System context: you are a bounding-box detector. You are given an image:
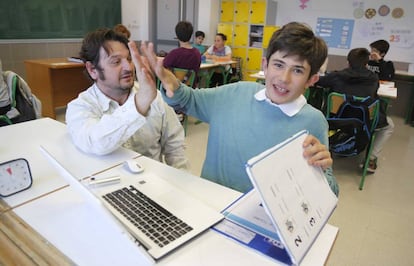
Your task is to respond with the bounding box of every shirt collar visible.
[92,83,135,111]
[254,88,307,117]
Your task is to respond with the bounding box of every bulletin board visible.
[275,0,414,63]
[0,0,121,39]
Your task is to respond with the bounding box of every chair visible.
[326,92,380,190]
[170,68,196,135]
[228,56,243,83]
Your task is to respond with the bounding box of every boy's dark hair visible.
[347,48,370,69]
[195,30,205,38]
[175,21,193,42]
[80,28,129,74]
[265,22,327,78]
[369,39,390,55]
[216,33,227,41]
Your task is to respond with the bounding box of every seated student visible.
[192,30,206,54]
[113,24,131,39]
[129,22,339,196]
[317,47,394,173]
[203,33,232,87]
[367,39,395,81]
[163,21,201,75]
[65,28,188,170]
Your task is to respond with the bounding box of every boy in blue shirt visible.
[192,30,206,54]
[129,22,339,196]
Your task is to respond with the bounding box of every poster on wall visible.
[316,18,354,49]
[276,0,414,63]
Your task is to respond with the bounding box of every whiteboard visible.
[275,0,414,63]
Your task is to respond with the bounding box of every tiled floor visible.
[57,110,414,265]
[183,115,414,266]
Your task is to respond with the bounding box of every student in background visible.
[130,22,339,196]
[204,33,232,87]
[66,28,188,170]
[192,30,206,54]
[113,24,131,39]
[317,47,394,173]
[163,21,201,74]
[367,39,395,81]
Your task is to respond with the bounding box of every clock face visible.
[0,158,33,197]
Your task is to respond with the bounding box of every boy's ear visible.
[261,57,268,74]
[306,74,320,88]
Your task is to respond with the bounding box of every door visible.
[153,0,197,54]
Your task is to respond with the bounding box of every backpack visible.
[0,71,42,126]
[327,95,378,157]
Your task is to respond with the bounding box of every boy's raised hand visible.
[129,41,180,98]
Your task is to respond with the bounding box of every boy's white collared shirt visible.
[255,89,307,117]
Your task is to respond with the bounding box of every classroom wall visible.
[0,40,82,79]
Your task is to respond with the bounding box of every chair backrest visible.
[228,56,243,82]
[171,68,196,88]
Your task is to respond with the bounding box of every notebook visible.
[213,130,338,265]
[40,147,223,261]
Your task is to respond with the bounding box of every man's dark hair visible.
[80,28,129,69]
[347,48,370,69]
[369,39,390,55]
[175,21,193,42]
[265,22,327,78]
[195,30,205,38]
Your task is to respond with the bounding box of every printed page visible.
[245,130,338,265]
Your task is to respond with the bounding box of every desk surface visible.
[24,57,85,69]
[2,118,338,266]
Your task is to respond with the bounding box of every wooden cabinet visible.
[219,0,278,81]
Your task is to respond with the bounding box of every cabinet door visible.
[250,0,266,24]
[233,24,249,47]
[218,23,234,46]
[234,1,249,23]
[232,47,247,59]
[246,48,263,70]
[263,25,279,48]
[220,0,234,22]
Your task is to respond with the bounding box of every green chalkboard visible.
[0,0,121,39]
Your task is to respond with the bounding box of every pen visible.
[89,175,121,185]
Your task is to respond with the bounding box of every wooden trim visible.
[0,199,74,265]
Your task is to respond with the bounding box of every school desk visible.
[0,118,339,265]
[24,58,92,119]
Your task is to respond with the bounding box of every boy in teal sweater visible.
[129,22,339,196]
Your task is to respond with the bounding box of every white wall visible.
[121,0,220,44]
[197,0,220,46]
[121,0,150,41]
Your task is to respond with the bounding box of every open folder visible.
[213,130,338,265]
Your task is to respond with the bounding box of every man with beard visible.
[66,28,188,170]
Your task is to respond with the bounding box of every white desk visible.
[2,118,339,265]
[0,118,68,208]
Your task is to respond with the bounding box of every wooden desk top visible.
[24,58,85,69]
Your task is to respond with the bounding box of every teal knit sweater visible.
[161,81,339,196]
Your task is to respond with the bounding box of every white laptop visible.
[40,147,223,261]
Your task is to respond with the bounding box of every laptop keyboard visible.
[102,185,193,247]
